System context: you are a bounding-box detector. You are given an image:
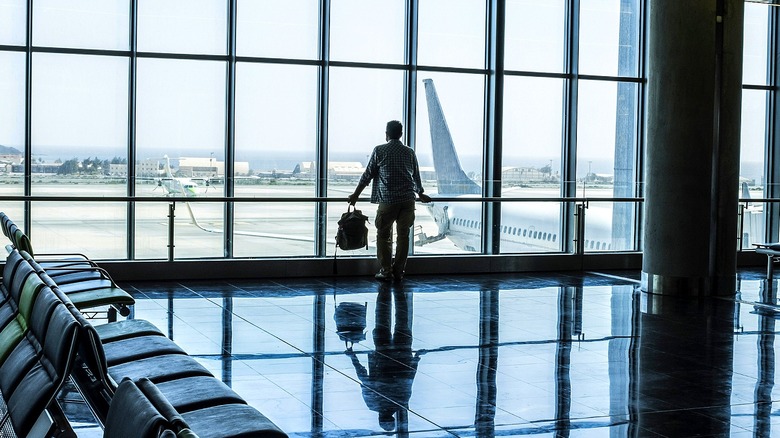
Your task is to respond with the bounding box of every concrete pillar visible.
[642,0,744,296]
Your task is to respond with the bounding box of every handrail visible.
[0,195,646,203]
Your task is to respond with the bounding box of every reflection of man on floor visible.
[346,283,423,432]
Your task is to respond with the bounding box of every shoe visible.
[392,271,404,282]
[375,270,392,281]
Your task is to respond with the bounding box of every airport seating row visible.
[0,247,80,436]
[0,212,134,321]
[0,214,288,437]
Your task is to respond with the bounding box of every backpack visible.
[335,206,369,251]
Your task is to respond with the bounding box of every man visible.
[347,120,431,281]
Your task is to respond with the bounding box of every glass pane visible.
[502,76,563,197]
[174,200,224,259]
[33,0,129,50]
[740,89,767,248]
[330,0,405,64]
[235,63,317,191]
[579,0,640,77]
[417,0,486,69]
[137,0,227,55]
[31,53,128,196]
[31,202,126,259]
[500,76,564,254]
[135,202,169,259]
[236,0,319,60]
[136,58,226,199]
[327,67,404,198]
[505,0,565,73]
[577,80,639,251]
[233,202,316,257]
[415,73,484,254]
[498,200,562,253]
[0,0,26,45]
[327,67,404,256]
[0,51,25,193]
[584,201,635,252]
[743,3,769,86]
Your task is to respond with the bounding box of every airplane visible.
[154,155,201,197]
[417,78,615,253]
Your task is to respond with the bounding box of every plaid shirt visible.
[358,139,424,204]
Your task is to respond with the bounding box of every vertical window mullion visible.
[128,0,138,260]
[484,0,505,255]
[561,0,580,254]
[225,0,237,258]
[315,0,331,257]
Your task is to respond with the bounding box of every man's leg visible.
[392,201,416,279]
[375,203,394,278]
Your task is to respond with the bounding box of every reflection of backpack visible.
[334,301,368,346]
[336,206,369,251]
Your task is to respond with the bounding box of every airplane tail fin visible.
[423,79,481,195]
[163,155,173,178]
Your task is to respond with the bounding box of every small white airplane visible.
[418,78,614,253]
[154,155,201,197]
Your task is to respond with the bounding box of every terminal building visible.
[1,1,779,437]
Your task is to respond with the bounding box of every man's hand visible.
[347,193,359,205]
[418,193,432,203]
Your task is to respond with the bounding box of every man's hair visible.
[386,120,403,140]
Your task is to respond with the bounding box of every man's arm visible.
[411,153,431,203]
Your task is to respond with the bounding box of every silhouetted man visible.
[348,120,431,281]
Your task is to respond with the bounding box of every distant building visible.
[502,167,549,184]
[137,159,162,177]
[295,161,366,180]
[110,164,128,176]
[178,157,249,177]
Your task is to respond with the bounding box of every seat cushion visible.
[155,376,246,413]
[181,404,287,438]
[95,319,163,343]
[108,354,213,384]
[103,335,186,367]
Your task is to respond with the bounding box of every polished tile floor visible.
[63,268,780,437]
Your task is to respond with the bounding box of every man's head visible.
[386,120,403,140]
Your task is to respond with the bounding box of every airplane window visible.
[552,234,557,242]
[512,228,517,235]
[596,242,601,250]
[547,234,552,242]
[533,231,538,239]
[542,232,547,240]
[584,240,589,247]
[522,229,527,237]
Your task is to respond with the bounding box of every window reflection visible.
[236,0,319,60]
[415,73,484,254]
[0,0,26,46]
[31,53,128,196]
[31,202,126,259]
[329,0,405,64]
[740,90,768,247]
[0,51,25,194]
[505,0,565,73]
[579,0,640,77]
[743,3,769,86]
[137,0,227,55]
[417,0,486,69]
[33,0,129,51]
